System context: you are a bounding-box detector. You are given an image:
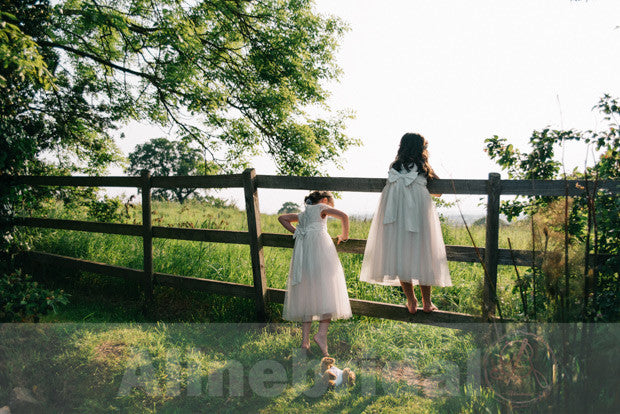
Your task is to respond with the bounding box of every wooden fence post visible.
[483,172,501,320]
[243,168,268,321]
[141,170,154,310]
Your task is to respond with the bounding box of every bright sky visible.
[113,0,620,217]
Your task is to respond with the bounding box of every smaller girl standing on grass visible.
[278,191,352,356]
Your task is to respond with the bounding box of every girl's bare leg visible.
[313,319,331,356]
[399,281,418,314]
[420,285,438,313]
[301,322,312,350]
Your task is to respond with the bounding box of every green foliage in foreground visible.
[0,321,505,413]
[0,269,69,322]
[1,317,617,412]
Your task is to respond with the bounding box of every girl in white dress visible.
[279,191,352,356]
[359,133,451,313]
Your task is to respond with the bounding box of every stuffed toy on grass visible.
[320,357,356,389]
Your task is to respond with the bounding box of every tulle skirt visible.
[359,187,452,287]
[283,230,352,322]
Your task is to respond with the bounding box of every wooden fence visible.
[4,170,618,327]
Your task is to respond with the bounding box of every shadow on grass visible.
[0,323,457,413]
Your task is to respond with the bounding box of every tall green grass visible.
[20,199,537,320]
[18,201,544,318]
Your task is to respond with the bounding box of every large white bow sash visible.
[383,168,424,232]
[290,223,324,286]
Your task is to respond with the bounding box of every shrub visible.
[0,269,69,322]
[86,196,125,223]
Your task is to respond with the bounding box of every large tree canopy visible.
[1,0,123,178]
[5,0,356,177]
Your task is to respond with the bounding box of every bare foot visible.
[423,302,438,313]
[406,297,418,314]
[313,334,329,357]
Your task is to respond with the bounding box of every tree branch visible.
[157,92,224,168]
[38,40,159,83]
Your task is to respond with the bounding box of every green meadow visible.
[25,199,539,320]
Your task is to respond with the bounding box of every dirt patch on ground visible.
[383,363,450,398]
[93,340,127,365]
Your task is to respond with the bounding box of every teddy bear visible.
[320,357,356,389]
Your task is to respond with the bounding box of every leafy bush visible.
[485,95,619,321]
[86,196,125,223]
[0,269,69,322]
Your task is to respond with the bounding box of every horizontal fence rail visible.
[5,174,618,195]
[257,175,492,194]
[18,251,143,282]
[152,227,251,244]
[150,174,245,189]
[9,218,593,268]
[5,171,619,325]
[11,217,143,237]
[16,250,485,328]
[500,179,620,196]
[4,175,143,187]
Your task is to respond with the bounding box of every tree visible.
[1,0,123,178]
[32,0,356,175]
[0,1,81,318]
[1,0,125,226]
[1,0,356,266]
[127,138,213,203]
[484,95,619,321]
[277,201,301,214]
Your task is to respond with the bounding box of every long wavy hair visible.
[390,133,438,180]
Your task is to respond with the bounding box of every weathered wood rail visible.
[4,171,618,326]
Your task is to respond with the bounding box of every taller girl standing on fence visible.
[279,191,352,356]
[360,133,451,313]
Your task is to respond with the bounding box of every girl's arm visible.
[321,208,349,244]
[278,213,299,234]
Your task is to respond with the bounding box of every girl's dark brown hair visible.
[390,132,439,180]
[304,190,334,205]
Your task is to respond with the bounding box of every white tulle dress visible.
[282,203,353,322]
[359,165,452,287]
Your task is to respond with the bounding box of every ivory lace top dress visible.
[359,165,452,286]
[282,203,353,322]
